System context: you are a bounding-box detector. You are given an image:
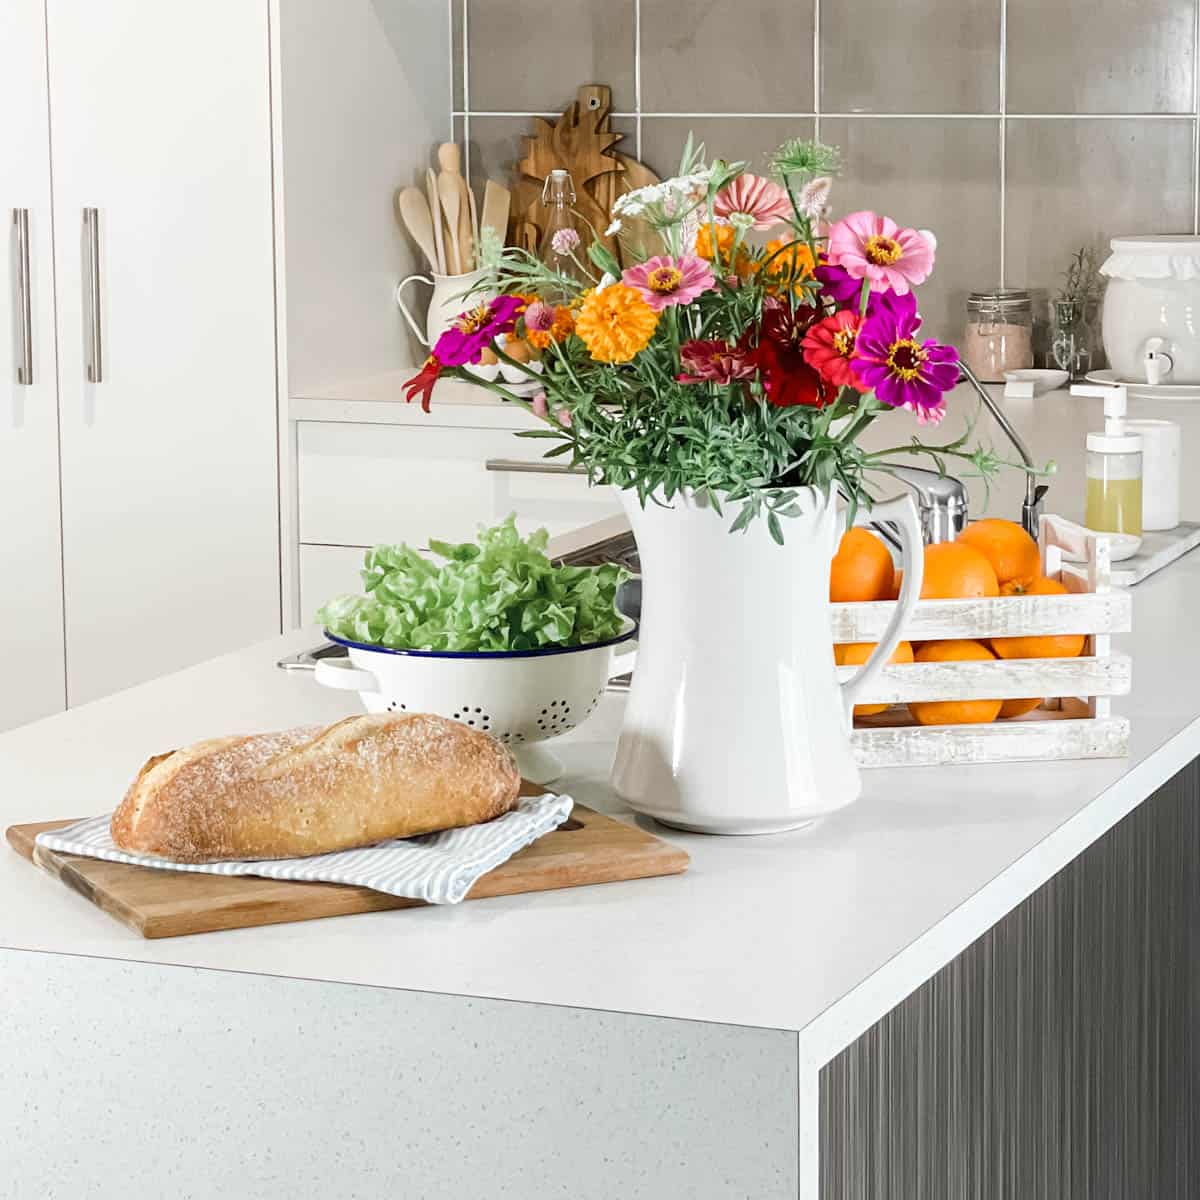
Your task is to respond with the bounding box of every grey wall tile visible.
[466,0,635,112]
[640,0,814,113]
[467,113,637,192]
[452,0,464,110]
[1005,120,1195,302]
[822,0,1001,114]
[640,116,814,181]
[820,118,1002,345]
[1006,0,1197,113]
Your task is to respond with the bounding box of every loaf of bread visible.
[110,713,521,863]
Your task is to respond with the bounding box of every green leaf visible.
[588,241,622,278]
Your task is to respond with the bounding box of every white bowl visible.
[314,625,637,783]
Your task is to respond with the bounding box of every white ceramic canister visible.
[396,268,490,348]
[1124,418,1181,530]
[1100,236,1200,385]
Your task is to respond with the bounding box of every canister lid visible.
[1109,234,1200,255]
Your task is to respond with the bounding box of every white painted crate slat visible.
[835,654,1130,705]
[835,514,1130,768]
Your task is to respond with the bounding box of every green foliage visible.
[316,516,628,651]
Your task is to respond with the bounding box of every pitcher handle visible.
[840,494,924,714]
[395,274,435,347]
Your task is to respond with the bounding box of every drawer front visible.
[298,421,619,547]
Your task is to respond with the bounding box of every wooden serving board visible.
[6,797,688,940]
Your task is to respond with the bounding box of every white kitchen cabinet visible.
[298,419,620,552]
[46,0,281,704]
[299,545,370,622]
[0,0,66,729]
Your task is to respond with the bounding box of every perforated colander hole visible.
[385,701,409,713]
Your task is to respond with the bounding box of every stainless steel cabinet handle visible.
[12,209,32,385]
[485,457,587,476]
[83,207,103,382]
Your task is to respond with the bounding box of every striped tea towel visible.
[35,793,574,905]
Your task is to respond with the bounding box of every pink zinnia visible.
[801,311,867,392]
[826,211,935,296]
[713,173,792,231]
[622,254,715,311]
[677,338,756,385]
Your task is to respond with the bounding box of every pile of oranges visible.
[830,518,1085,726]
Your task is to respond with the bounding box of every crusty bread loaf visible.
[110,713,521,863]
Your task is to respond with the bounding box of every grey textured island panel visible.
[820,759,1200,1199]
[0,950,798,1199]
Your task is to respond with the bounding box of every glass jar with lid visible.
[963,288,1034,382]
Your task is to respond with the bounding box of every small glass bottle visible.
[963,289,1034,382]
[1051,299,1092,380]
[1083,385,1143,541]
[538,169,587,287]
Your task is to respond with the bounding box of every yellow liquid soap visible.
[1086,476,1143,537]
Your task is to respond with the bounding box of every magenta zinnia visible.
[622,254,716,311]
[677,338,756,385]
[827,211,935,295]
[403,354,443,413]
[853,291,958,423]
[432,294,524,366]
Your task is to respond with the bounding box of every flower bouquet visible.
[405,135,1007,542]
[404,135,1025,833]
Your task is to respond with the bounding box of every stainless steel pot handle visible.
[485,458,587,477]
[83,207,103,383]
[13,209,32,385]
[275,643,345,672]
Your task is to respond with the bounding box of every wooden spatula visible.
[481,179,511,245]
[395,186,438,272]
[438,143,474,272]
[437,172,464,274]
[426,168,447,274]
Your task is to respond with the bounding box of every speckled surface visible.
[0,949,799,1198]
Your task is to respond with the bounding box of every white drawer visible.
[298,420,619,547]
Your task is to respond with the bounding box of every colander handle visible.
[840,493,924,715]
[314,658,380,693]
[610,646,637,677]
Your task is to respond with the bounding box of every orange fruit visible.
[999,697,1043,718]
[835,640,914,717]
[830,527,895,603]
[908,639,1002,726]
[889,569,904,600]
[991,577,1085,659]
[920,542,1000,600]
[957,519,1041,590]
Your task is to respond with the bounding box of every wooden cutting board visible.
[6,794,688,940]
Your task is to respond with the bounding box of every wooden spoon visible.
[394,186,438,272]
[438,143,474,272]
[437,173,463,274]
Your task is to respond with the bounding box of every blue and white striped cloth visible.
[35,793,574,905]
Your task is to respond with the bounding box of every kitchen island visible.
[3,392,1199,1199]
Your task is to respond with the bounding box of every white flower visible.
[798,176,832,219]
[605,219,623,237]
[595,272,617,292]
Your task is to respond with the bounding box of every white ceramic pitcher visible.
[396,268,489,348]
[610,486,924,834]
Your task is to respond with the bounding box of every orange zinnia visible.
[526,304,575,350]
[574,283,659,363]
[695,223,753,276]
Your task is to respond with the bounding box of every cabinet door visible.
[47,0,281,704]
[0,0,66,730]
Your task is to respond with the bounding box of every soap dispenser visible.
[1071,383,1143,557]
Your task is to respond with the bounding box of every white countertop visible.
[4,388,1200,1065]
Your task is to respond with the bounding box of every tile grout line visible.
[1194,0,1200,232]
[999,0,1007,288]
[461,0,471,185]
[812,0,821,139]
[634,0,642,161]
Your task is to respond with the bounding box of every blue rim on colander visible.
[323,619,638,661]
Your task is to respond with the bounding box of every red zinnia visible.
[749,299,829,408]
[802,310,867,392]
[677,337,756,385]
[403,354,443,413]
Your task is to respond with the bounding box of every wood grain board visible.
[6,794,689,940]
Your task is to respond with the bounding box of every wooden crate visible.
[831,515,1131,768]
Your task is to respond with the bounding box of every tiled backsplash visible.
[450,0,1200,346]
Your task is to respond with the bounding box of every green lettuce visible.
[316,516,629,652]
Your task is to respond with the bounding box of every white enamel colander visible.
[313,624,637,783]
